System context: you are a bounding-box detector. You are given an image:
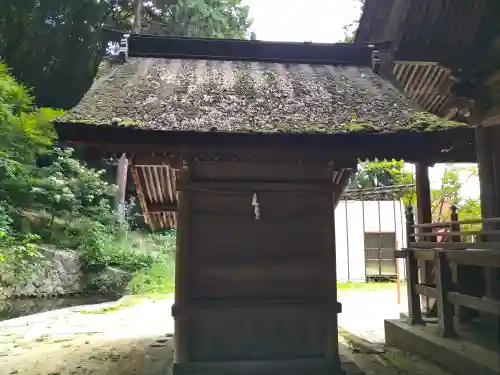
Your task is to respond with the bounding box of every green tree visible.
[350,159,414,189]
[0,62,122,285]
[152,0,252,39]
[0,0,252,109]
[341,0,365,42]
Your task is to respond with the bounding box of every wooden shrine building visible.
[356,1,500,374]
[56,34,476,375]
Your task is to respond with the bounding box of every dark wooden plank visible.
[414,284,437,299]
[178,181,335,192]
[323,191,339,362]
[147,202,177,213]
[412,217,500,228]
[190,190,327,216]
[173,358,336,375]
[189,278,325,300]
[395,250,406,258]
[410,230,500,237]
[132,153,182,168]
[406,249,423,325]
[187,298,337,309]
[126,32,378,65]
[447,292,500,315]
[130,166,153,230]
[191,263,322,281]
[174,162,190,363]
[415,162,434,314]
[189,160,338,181]
[187,308,326,361]
[410,242,500,250]
[434,251,456,337]
[406,248,436,261]
[445,250,500,268]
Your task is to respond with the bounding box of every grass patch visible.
[337,280,406,292]
[125,256,175,296]
[78,296,143,315]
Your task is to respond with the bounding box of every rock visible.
[1,248,130,299]
[24,284,36,296]
[1,287,14,298]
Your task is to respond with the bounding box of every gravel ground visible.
[0,287,451,375]
[338,287,408,343]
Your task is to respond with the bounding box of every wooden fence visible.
[396,206,500,338]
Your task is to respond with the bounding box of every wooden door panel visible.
[188,307,325,361]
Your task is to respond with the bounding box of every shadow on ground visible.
[2,332,174,375]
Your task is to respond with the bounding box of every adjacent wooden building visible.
[356,1,500,373]
[56,34,476,374]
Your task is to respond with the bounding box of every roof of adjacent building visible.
[354,0,499,121]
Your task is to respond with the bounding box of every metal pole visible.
[399,199,406,280]
[344,198,351,282]
[393,199,401,304]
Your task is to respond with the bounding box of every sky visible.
[242,0,480,199]
[244,0,362,43]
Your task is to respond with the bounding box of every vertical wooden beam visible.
[475,125,500,331]
[130,166,153,231]
[324,182,340,366]
[435,251,456,338]
[381,0,413,71]
[405,206,423,325]
[115,153,129,221]
[450,206,474,322]
[415,162,434,314]
[173,160,190,365]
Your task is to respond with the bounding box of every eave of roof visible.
[124,32,389,66]
[355,0,496,66]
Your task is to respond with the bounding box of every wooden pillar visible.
[415,162,434,313]
[173,161,190,367]
[405,206,423,325]
[324,175,340,366]
[115,153,129,221]
[435,250,456,337]
[475,125,500,330]
[450,206,477,322]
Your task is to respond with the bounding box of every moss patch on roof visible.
[60,58,470,134]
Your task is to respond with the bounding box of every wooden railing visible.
[396,206,500,338]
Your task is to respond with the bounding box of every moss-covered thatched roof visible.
[61,57,468,134]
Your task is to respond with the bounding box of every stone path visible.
[0,289,451,375]
[338,288,408,343]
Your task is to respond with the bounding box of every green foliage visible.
[397,113,467,132]
[0,60,168,289]
[349,159,415,201]
[0,202,45,286]
[126,258,175,295]
[0,0,252,109]
[431,165,479,224]
[341,0,366,42]
[124,231,176,295]
[157,0,252,39]
[459,197,482,234]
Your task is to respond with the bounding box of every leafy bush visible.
[0,60,177,293]
[126,231,176,295]
[0,202,45,286]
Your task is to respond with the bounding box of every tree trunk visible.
[115,153,129,222]
[133,0,142,33]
